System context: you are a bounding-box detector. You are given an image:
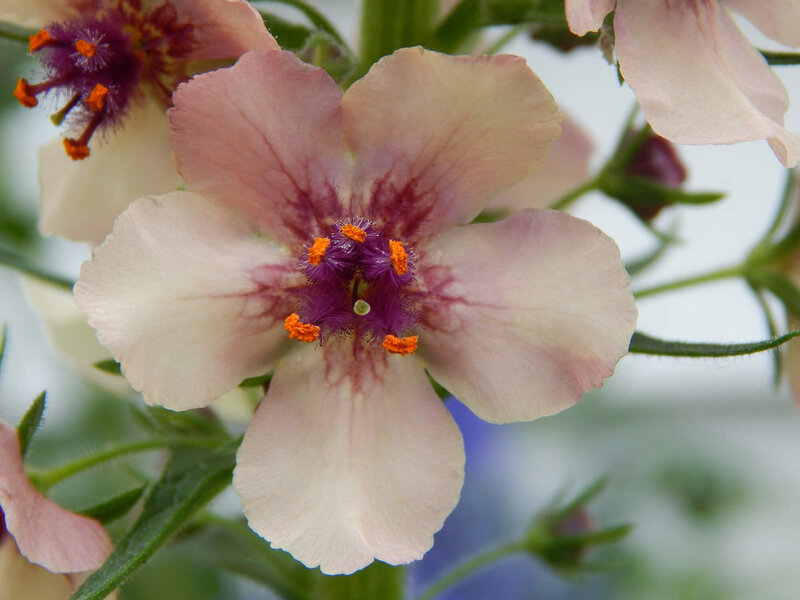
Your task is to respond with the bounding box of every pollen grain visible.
[75,39,97,58]
[63,138,90,160]
[284,313,320,343]
[341,224,366,243]
[388,240,408,275]
[308,237,330,265]
[382,334,418,356]
[85,84,109,112]
[28,30,51,53]
[13,78,37,108]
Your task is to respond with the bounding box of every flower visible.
[565,0,800,166]
[489,115,594,213]
[5,0,278,244]
[0,419,113,599]
[75,47,637,574]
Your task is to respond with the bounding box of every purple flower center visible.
[13,0,195,160]
[285,220,421,355]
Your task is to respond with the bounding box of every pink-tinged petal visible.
[725,0,800,48]
[39,98,178,245]
[75,191,303,410]
[418,210,636,423]
[343,47,562,242]
[169,51,349,248]
[170,0,280,60]
[0,538,73,600]
[490,115,594,212]
[615,0,800,166]
[565,0,616,35]
[233,340,465,575]
[0,0,72,27]
[0,420,111,573]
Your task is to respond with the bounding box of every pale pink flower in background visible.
[75,48,637,574]
[566,0,800,166]
[3,0,278,244]
[489,115,593,212]
[0,420,112,599]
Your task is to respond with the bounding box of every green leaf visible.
[17,391,45,458]
[261,11,315,51]
[629,330,800,358]
[600,174,724,210]
[93,358,122,375]
[761,50,800,66]
[426,371,451,400]
[69,441,238,600]
[176,519,312,600]
[78,484,148,524]
[0,20,36,44]
[0,245,75,290]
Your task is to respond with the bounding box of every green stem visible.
[760,50,800,66]
[0,246,75,290]
[263,0,346,46]
[550,178,598,211]
[485,24,525,55]
[0,21,35,44]
[415,541,527,600]
[633,264,743,299]
[762,169,796,243]
[29,437,220,490]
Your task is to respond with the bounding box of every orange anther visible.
[388,240,408,275]
[284,313,320,343]
[75,39,96,57]
[63,138,90,160]
[85,84,109,111]
[308,237,330,266]
[382,334,418,356]
[341,224,366,243]
[13,78,37,108]
[28,30,51,53]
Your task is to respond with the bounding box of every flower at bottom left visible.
[0,420,113,600]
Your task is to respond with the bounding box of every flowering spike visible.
[341,223,366,243]
[85,84,109,112]
[308,237,330,265]
[13,79,37,108]
[382,334,418,356]
[75,39,97,58]
[284,313,320,343]
[63,139,90,161]
[388,240,408,275]
[28,30,51,53]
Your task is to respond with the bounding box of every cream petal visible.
[0,421,111,574]
[418,210,636,423]
[169,0,280,60]
[0,0,71,27]
[0,538,73,600]
[75,191,302,410]
[233,341,465,575]
[343,47,562,242]
[169,51,350,248]
[490,115,593,212]
[724,0,800,48]
[22,278,132,396]
[565,0,616,35]
[38,98,179,245]
[615,0,800,166]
